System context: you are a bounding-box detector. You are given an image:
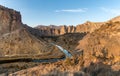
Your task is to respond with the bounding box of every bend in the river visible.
[51,43,72,58]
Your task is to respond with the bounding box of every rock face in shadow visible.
[0,5,64,58]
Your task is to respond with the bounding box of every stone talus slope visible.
[76,21,120,67]
[0,5,63,58]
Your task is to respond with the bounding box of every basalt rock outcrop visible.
[0,5,23,36]
[35,21,104,36]
[0,5,63,58]
[35,25,76,36]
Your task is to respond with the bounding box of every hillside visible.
[0,5,120,76]
[76,21,120,69]
[0,5,64,59]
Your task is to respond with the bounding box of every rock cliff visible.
[0,5,120,75]
[0,5,63,58]
[0,5,23,36]
[35,21,103,36]
[35,25,76,36]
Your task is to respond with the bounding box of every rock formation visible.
[0,5,23,36]
[76,21,104,33]
[35,21,104,36]
[76,21,120,67]
[109,16,120,22]
[35,25,76,36]
[0,5,120,76]
[0,5,63,58]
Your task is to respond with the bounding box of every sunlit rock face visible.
[110,16,120,22]
[0,5,44,56]
[76,21,120,67]
[76,21,104,33]
[0,5,23,36]
[35,25,76,36]
[35,22,104,36]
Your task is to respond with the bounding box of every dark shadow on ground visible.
[40,33,87,56]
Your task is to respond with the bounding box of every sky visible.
[0,0,120,27]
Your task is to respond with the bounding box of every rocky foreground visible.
[0,5,120,76]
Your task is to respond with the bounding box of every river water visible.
[55,45,72,58]
[32,43,72,63]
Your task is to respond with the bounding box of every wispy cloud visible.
[101,7,120,15]
[55,8,87,13]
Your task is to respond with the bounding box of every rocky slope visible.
[1,5,120,76]
[76,21,104,33]
[9,19,120,76]
[0,28,48,56]
[36,16,120,36]
[110,16,120,22]
[76,21,120,68]
[0,5,64,59]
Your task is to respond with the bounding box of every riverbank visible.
[0,44,72,74]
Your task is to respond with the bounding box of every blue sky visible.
[0,0,120,27]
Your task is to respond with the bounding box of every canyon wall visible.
[35,21,104,36]
[0,5,63,58]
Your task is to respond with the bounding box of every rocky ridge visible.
[110,16,120,22]
[35,21,104,36]
[35,16,120,36]
[76,21,120,68]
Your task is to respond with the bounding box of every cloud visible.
[101,7,120,15]
[55,8,87,13]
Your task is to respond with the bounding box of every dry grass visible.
[8,56,120,76]
[0,62,40,74]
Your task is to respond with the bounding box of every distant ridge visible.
[110,16,120,22]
